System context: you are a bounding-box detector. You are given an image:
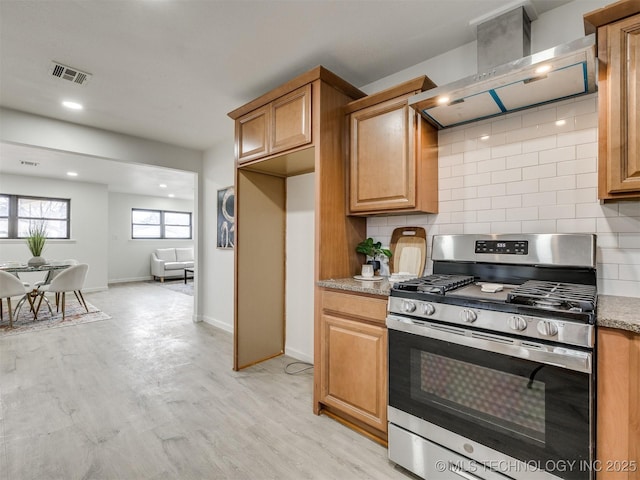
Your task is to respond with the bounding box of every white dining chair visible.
[34,259,79,305]
[35,263,89,320]
[0,270,33,328]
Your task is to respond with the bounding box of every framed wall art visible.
[217,186,235,249]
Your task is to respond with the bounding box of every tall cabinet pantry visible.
[227,66,366,371]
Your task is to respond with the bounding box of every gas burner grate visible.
[507,280,596,312]
[393,274,475,295]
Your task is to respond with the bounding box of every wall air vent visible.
[49,62,92,85]
[20,161,40,167]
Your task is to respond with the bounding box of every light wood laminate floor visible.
[0,281,413,480]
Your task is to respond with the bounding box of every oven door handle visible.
[386,315,592,374]
[448,462,484,480]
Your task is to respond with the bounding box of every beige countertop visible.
[318,278,640,334]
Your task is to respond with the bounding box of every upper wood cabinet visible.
[345,76,439,215]
[234,84,312,164]
[585,1,640,200]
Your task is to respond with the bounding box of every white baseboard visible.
[108,276,152,284]
[284,346,313,364]
[200,315,233,333]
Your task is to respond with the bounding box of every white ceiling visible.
[0,0,572,200]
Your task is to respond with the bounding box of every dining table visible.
[0,262,72,320]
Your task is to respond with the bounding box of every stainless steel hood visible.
[409,13,596,129]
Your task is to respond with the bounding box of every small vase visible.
[28,256,47,267]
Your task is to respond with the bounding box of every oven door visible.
[387,314,594,480]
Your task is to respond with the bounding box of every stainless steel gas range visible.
[386,233,597,480]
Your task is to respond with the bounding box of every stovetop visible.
[391,274,597,323]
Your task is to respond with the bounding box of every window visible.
[132,208,192,239]
[0,194,71,239]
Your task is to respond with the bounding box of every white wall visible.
[200,138,235,331]
[285,173,315,363]
[0,173,108,291]
[108,192,194,283]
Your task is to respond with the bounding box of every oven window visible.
[412,350,545,444]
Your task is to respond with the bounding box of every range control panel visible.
[475,240,528,255]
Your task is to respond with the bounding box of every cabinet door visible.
[320,313,387,432]
[236,105,269,163]
[349,96,416,212]
[599,14,640,199]
[270,84,312,155]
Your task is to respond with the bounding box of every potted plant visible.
[26,222,47,267]
[356,237,392,274]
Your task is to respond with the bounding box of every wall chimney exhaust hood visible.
[409,5,596,129]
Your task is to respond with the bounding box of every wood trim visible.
[344,75,437,114]
[320,407,388,445]
[321,289,388,325]
[416,111,439,213]
[584,0,640,34]
[596,327,640,480]
[228,66,365,120]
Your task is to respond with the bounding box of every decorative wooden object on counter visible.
[345,76,439,215]
[596,327,640,480]
[389,226,427,275]
[228,66,367,370]
[317,288,388,443]
[584,0,640,200]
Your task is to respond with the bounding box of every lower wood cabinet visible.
[596,327,640,480]
[316,288,388,442]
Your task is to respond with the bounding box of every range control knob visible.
[421,303,436,316]
[537,320,558,337]
[460,309,477,323]
[403,301,417,313]
[508,316,527,331]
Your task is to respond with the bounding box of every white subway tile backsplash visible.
[491,143,522,158]
[556,187,597,205]
[492,168,522,184]
[492,195,522,209]
[506,179,539,195]
[439,153,464,167]
[522,191,557,207]
[506,207,538,221]
[576,142,597,159]
[367,97,639,298]
[523,163,557,180]
[619,233,640,248]
[557,158,597,176]
[452,162,478,177]
[539,204,575,220]
[539,146,575,164]
[464,197,492,211]
[539,175,576,192]
[597,216,640,233]
[576,172,598,189]
[451,187,478,200]
[506,152,538,169]
[556,218,596,233]
[490,221,522,233]
[619,201,640,217]
[522,136,557,153]
[557,129,597,147]
[464,222,491,234]
[478,184,506,198]
[464,172,492,187]
[440,176,464,190]
[619,264,640,281]
[521,220,557,233]
[463,148,491,163]
[522,107,557,127]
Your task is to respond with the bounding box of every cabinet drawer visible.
[322,289,387,324]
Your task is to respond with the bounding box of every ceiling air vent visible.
[49,62,92,85]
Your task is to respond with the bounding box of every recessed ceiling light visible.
[437,96,450,105]
[66,171,78,177]
[480,135,490,141]
[168,194,175,198]
[555,119,567,126]
[159,184,167,188]
[62,100,83,110]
